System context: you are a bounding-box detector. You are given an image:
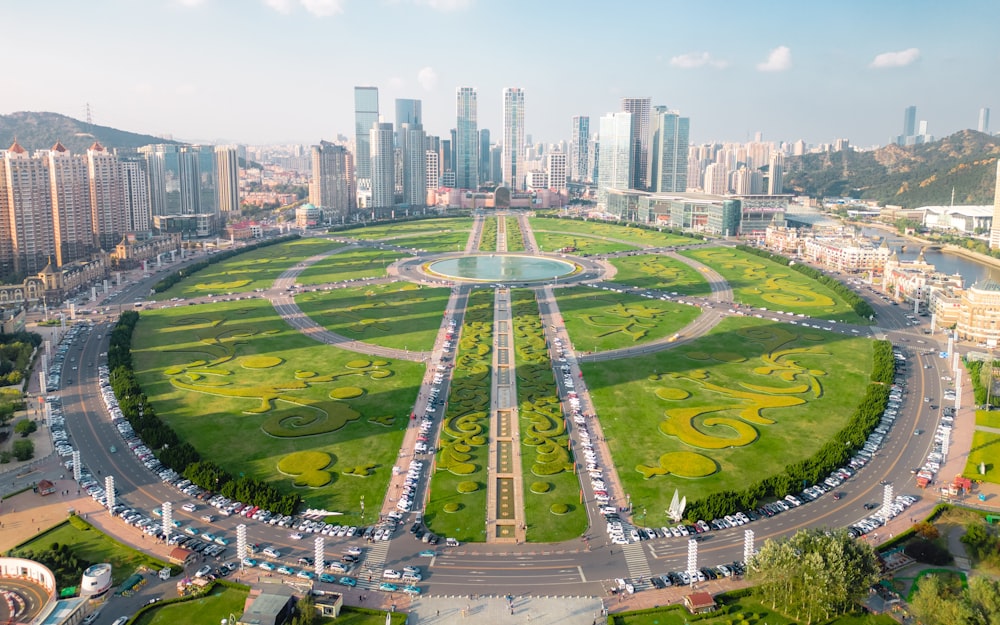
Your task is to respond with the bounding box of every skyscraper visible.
[502,88,526,190]
[479,128,491,184]
[354,86,379,181]
[369,122,395,210]
[214,145,240,215]
[87,142,126,251]
[0,141,54,278]
[119,158,150,233]
[425,149,440,190]
[570,116,590,182]
[46,142,94,266]
[766,152,784,194]
[546,151,567,191]
[903,105,917,138]
[622,97,651,189]
[990,161,1000,249]
[703,162,728,195]
[400,122,427,206]
[395,98,422,134]
[455,87,479,190]
[596,112,633,209]
[649,108,689,193]
[979,107,991,134]
[310,141,352,217]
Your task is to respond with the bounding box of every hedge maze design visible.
[688,248,837,309]
[296,283,431,338]
[277,450,334,487]
[436,290,494,485]
[161,313,397,440]
[577,296,673,342]
[637,325,830,479]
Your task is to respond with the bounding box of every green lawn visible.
[296,247,405,285]
[975,409,1000,430]
[480,216,498,252]
[555,286,701,353]
[511,290,587,542]
[528,216,695,247]
[611,595,897,625]
[294,282,450,352]
[425,289,493,543]
[343,217,472,241]
[504,216,525,252]
[153,238,342,300]
[131,299,423,521]
[12,517,168,586]
[133,584,249,625]
[583,316,873,525]
[532,231,636,255]
[680,247,866,324]
[388,230,474,254]
[608,254,712,296]
[965,430,1000,484]
[319,607,407,625]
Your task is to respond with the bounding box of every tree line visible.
[534,213,707,240]
[151,234,300,294]
[735,245,877,319]
[108,312,301,516]
[0,330,42,387]
[684,340,894,522]
[964,359,1000,407]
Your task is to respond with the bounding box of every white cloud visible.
[869,48,920,69]
[412,0,471,10]
[417,66,438,91]
[262,0,295,13]
[387,76,405,90]
[756,45,792,72]
[300,0,346,16]
[670,51,728,70]
[174,0,208,6]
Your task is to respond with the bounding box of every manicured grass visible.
[583,316,873,526]
[975,409,1000,430]
[532,231,636,255]
[319,607,407,625]
[680,247,866,324]
[152,238,342,300]
[343,217,472,241]
[131,299,423,522]
[555,286,701,353]
[480,216,498,252]
[13,517,168,585]
[425,289,493,543]
[504,216,525,252]
[528,217,695,247]
[511,290,587,542]
[965,430,1000,484]
[294,282,450,351]
[611,595,896,625]
[608,254,712,296]
[296,247,405,285]
[133,584,250,625]
[388,230,473,254]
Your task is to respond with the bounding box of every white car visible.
[290,532,304,540]
[383,569,402,580]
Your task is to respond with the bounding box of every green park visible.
[607,253,713,296]
[296,246,405,285]
[529,215,696,248]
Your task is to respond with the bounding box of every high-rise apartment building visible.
[733,167,764,195]
[596,112,633,209]
[310,141,352,217]
[703,162,729,195]
[546,151,567,191]
[399,123,426,206]
[502,88,526,190]
[903,105,917,138]
[214,145,240,215]
[766,152,784,194]
[979,107,991,134]
[354,86,379,181]
[47,142,95,267]
[455,87,479,190]
[990,161,1000,249]
[479,129,491,184]
[87,142,126,251]
[649,108,689,193]
[0,141,56,278]
[119,158,150,233]
[570,116,590,182]
[369,122,395,209]
[622,97,651,189]
[425,149,440,190]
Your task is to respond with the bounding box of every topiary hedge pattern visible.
[457,481,479,493]
[550,503,569,515]
[277,451,333,488]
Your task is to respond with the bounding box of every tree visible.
[14,419,37,437]
[910,573,1000,625]
[748,528,880,624]
[12,439,34,461]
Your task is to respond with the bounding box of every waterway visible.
[860,228,996,286]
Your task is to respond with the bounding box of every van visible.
[445,537,459,547]
[262,547,281,558]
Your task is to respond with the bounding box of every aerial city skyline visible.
[2,1,998,148]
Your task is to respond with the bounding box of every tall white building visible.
[425,149,440,190]
[455,87,479,190]
[310,141,352,217]
[990,161,1000,249]
[570,116,589,182]
[87,142,126,251]
[546,151,567,191]
[399,123,426,206]
[120,159,150,233]
[502,87,526,190]
[622,97,651,189]
[214,145,241,215]
[649,108,689,193]
[369,122,396,210]
[596,112,633,209]
[47,142,94,266]
[767,152,784,194]
[703,162,728,195]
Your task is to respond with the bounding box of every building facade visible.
[502,87,526,190]
[455,87,479,190]
[354,86,379,182]
[214,145,241,215]
[546,151,567,191]
[369,123,396,210]
[649,108,689,193]
[622,97,651,190]
[570,115,590,183]
[596,112,633,210]
[309,141,352,218]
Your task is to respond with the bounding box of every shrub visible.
[329,387,364,399]
[550,503,569,515]
[241,355,283,369]
[443,502,462,513]
[12,439,34,461]
[457,481,479,493]
[904,538,953,565]
[530,482,550,494]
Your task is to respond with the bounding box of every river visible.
[860,228,996,287]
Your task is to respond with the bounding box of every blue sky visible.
[3,0,998,148]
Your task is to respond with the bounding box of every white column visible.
[881,483,894,516]
[91,286,97,301]
[69,303,76,320]
[686,538,699,586]
[72,450,82,481]
[105,475,116,511]
[314,536,325,578]
[743,529,755,565]
[237,524,247,568]
[38,372,45,394]
[162,501,173,543]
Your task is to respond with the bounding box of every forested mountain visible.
[0,111,179,154]
[783,130,1000,208]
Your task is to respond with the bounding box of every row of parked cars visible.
[49,397,75,459]
[46,322,92,392]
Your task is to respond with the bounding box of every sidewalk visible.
[0,478,104,552]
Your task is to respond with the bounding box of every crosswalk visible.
[621,542,652,590]
[356,541,390,589]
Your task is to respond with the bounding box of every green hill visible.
[784,130,1000,208]
[0,111,179,154]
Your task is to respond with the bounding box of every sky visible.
[3,0,999,149]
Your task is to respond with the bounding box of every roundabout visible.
[423,253,578,283]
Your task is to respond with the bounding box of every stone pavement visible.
[0,475,104,552]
